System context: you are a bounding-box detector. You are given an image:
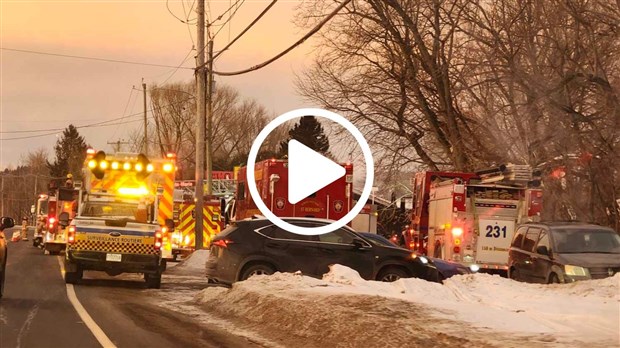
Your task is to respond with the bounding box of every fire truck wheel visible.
[377,267,409,282]
[145,273,162,289]
[240,263,275,281]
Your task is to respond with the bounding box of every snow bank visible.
[195,265,619,347]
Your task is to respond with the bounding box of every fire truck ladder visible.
[211,179,236,197]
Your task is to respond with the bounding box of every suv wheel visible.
[240,263,275,281]
[377,267,408,282]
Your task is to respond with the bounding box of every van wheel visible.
[240,263,275,281]
[548,273,560,284]
[377,267,409,282]
[509,268,521,281]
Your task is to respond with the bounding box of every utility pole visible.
[206,40,214,196]
[194,0,206,250]
[107,139,130,153]
[1,174,4,216]
[143,79,148,156]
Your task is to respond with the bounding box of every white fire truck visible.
[425,165,542,274]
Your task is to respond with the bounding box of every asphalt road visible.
[0,228,261,348]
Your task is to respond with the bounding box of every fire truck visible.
[229,159,353,221]
[34,181,80,254]
[63,150,176,288]
[171,180,227,259]
[408,165,542,274]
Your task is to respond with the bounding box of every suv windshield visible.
[81,201,139,220]
[551,228,620,254]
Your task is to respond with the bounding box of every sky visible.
[0,0,320,169]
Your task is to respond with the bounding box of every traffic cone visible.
[11,231,21,242]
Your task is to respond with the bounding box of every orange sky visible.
[1,0,318,167]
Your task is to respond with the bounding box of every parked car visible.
[0,216,16,298]
[508,221,620,283]
[206,218,441,284]
[358,232,472,280]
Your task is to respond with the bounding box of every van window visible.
[523,228,541,252]
[536,230,550,252]
[511,226,528,248]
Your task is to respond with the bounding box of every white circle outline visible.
[247,108,374,235]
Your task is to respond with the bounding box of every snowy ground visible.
[157,250,620,348]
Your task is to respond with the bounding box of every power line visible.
[212,0,278,61]
[160,47,195,85]
[211,0,246,40]
[212,0,351,76]
[1,47,194,70]
[111,87,137,140]
[0,97,193,140]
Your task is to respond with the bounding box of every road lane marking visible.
[16,304,39,348]
[56,256,117,348]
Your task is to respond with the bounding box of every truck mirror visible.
[58,212,70,227]
[0,217,15,230]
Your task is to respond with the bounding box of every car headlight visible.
[564,264,590,277]
[418,256,429,264]
[469,264,480,273]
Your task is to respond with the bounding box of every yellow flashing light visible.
[111,162,120,170]
[123,162,131,170]
[118,186,149,196]
[99,161,109,170]
[163,163,174,173]
[146,163,154,172]
[135,163,144,172]
[88,160,97,169]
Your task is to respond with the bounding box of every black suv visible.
[508,221,620,283]
[206,218,440,284]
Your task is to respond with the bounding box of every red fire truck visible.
[230,159,353,221]
[407,165,542,274]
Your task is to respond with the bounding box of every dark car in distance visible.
[1,216,16,298]
[358,232,472,280]
[508,222,620,283]
[206,218,441,284]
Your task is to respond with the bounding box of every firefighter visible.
[21,216,29,241]
[65,173,74,188]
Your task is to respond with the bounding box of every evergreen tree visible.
[47,125,89,179]
[278,116,330,157]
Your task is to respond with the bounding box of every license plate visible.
[106,253,122,262]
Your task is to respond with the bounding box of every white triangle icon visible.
[288,140,346,204]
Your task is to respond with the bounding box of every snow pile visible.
[181,249,210,270]
[165,249,210,276]
[195,265,619,348]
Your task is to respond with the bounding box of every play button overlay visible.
[288,140,346,204]
[246,108,374,236]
